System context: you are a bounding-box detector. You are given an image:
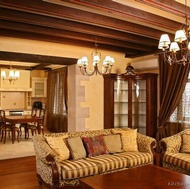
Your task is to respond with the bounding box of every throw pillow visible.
[45,135,70,160]
[180,134,190,153]
[104,134,123,153]
[82,134,108,157]
[112,129,138,152]
[67,136,86,160]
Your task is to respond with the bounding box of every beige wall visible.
[1,36,159,131]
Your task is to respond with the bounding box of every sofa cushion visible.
[164,153,190,170]
[112,129,138,152]
[104,134,123,154]
[45,135,70,161]
[59,159,99,180]
[67,136,86,160]
[86,154,127,173]
[82,135,108,157]
[113,152,153,167]
[180,134,190,153]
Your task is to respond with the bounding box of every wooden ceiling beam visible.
[0,19,159,52]
[0,0,181,59]
[0,0,180,38]
[44,0,182,31]
[0,51,77,66]
[0,7,163,45]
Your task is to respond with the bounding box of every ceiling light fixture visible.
[77,37,115,76]
[158,0,190,65]
[1,64,20,84]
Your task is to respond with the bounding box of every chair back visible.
[39,109,46,125]
[0,110,6,126]
[31,108,46,125]
[31,108,41,117]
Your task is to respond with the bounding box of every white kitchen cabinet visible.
[31,77,47,97]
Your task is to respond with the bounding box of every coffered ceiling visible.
[0,0,189,70]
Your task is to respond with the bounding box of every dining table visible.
[5,115,43,143]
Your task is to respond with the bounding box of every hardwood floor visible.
[0,156,47,189]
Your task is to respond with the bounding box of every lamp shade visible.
[169,42,180,52]
[158,42,169,50]
[159,34,171,49]
[14,70,20,79]
[9,70,14,78]
[93,55,100,66]
[77,59,82,66]
[175,30,187,43]
[103,56,115,65]
[1,70,6,78]
[81,56,88,66]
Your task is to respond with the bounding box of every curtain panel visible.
[156,54,190,141]
[46,67,68,132]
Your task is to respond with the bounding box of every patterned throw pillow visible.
[45,135,70,161]
[180,134,190,153]
[67,136,87,160]
[104,134,123,153]
[112,129,138,152]
[82,134,108,157]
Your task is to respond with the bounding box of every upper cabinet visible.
[31,77,47,97]
[104,73,158,138]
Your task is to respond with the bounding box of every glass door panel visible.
[114,79,128,128]
[132,79,146,134]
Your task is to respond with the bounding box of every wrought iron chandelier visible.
[1,65,20,84]
[158,0,190,65]
[77,38,115,76]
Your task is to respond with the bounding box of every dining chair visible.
[0,110,20,144]
[25,109,46,139]
[19,108,38,138]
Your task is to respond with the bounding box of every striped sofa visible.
[32,128,156,189]
[160,129,190,175]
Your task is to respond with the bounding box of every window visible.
[170,73,190,124]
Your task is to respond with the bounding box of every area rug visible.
[0,137,35,160]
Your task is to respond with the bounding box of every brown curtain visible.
[156,54,190,141]
[46,67,68,132]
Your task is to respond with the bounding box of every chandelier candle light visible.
[158,0,190,65]
[1,66,20,84]
[77,39,115,76]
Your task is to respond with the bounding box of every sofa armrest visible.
[137,133,156,155]
[159,134,182,154]
[159,133,182,167]
[32,135,58,165]
[159,129,190,156]
[46,155,60,188]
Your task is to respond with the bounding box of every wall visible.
[0,69,31,89]
[2,36,156,131]
[67,49,129,131]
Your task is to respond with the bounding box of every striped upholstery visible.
[163,153,190,170]
[86,154,127,173]
[113,152,153,167]
[163,162,190,175]
[59,159,99,180]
